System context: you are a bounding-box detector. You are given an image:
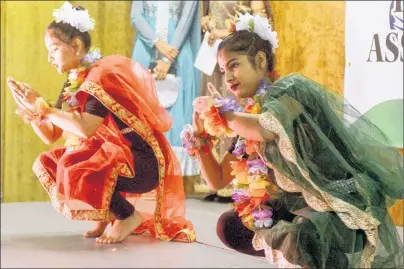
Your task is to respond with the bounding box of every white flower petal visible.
[234,13,279,53]
[53,1,94,32]
[236,13,254,32]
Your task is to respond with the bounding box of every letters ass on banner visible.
[344,0,403,147]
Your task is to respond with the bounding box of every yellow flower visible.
[236,174,249,185]
[248,189,267,197]
[241,216,255,230]
[248,174,267,184]
[251,103,261,114]
[242,214,253,223]
[249,180,270,190]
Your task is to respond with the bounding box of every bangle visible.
[161,56,173,64]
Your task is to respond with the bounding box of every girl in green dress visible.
[182,13,403,268]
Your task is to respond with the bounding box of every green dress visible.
[252,73,403,268]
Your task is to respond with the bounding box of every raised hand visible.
[7,77,41,111]
[207,82,222,99]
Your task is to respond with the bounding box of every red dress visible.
[33,55,195,242]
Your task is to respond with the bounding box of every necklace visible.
[61,47,101,111]
[230,77,278,230]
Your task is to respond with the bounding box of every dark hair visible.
[218,30,275,72]
[47,6,91,51]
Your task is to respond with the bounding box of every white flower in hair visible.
[235,13,278,53]
[236,12,255,32]
[53,1,95,32]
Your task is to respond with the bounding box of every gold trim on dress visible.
[33,157,115,221]
[256,111,380,268]
[33,80,196,242]
[78,80,195,242]
[120,127,135,134]
[252,230,301,268]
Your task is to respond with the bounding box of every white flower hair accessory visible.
[53,1,95,32]
[235,13,278,53]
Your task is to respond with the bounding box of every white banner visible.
[344,0,403,147]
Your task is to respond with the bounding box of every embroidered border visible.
[79,80,195,242]
[33,80,196,242]
[256,111,380,268]
[252,230,301,268]
[32,157,114,221]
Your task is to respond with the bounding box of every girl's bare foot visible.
[96,211,142,244]
[83,212,115,238]
[83,221,110,238]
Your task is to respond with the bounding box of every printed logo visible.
[367,0,403,62]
